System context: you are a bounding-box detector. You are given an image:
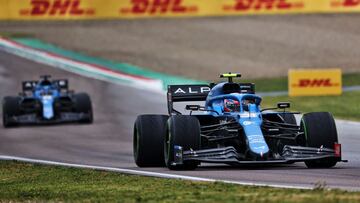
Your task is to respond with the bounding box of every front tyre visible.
[165,115,201,170]
[301,112,339,168]
[2,97,21,128]
[74,93,93,123]
[133,115,169,167]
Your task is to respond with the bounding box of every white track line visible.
[0,155,312,190]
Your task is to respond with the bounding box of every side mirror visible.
[277,102,290,109]
[185,105,201,111]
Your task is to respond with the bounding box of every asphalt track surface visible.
[1,51,360,190]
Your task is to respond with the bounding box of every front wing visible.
[7,112,91,125]
[170,145,345,166]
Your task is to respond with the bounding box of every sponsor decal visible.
[247,134,266,144]
[242,121,254,126]
[120,0,198,15]
[171,86,210,95]
[331,0,360,7]
[240,112,259,118]
[223,0,304,12]
[291,78,339,88]
[288,69,342,96]
[20,0,95,16]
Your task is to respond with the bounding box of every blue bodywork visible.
[32,82,61,120]
[3,75,93,127]
[204,82,269,158]
[164,76,343,168]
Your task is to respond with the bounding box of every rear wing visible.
[167,83,256,115]
[167,85,211,114]
[21,79,69,92]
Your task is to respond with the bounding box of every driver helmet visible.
[224,99,240,112]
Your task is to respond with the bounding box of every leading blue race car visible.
[133,73,346,170]
[2,75,93,127]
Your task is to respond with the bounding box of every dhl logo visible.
[288,69,342,96]
[20,0,95,16]
[331,0,360,7]
[120,0,198,15]
[292,79,340,88]
[223,0,304,11]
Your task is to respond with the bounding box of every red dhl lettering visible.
[120,0,198,15]
[224,0,304,11]
[343,0,360,6]
[20,0,94,16]
[331,0,360,7]
[292,79,339,88]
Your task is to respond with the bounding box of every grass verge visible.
[1,161,360,203]
[262,91,360,121]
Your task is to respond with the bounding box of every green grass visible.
[238,73,360,92]
[1,161,360,203]
[262,91,360,121]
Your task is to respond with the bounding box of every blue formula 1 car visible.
[2,75,93,127]
[134,73,346,170]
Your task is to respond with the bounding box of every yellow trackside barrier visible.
[288,69,342,97]
[1,0,360,20]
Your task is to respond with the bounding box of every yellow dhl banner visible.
[288,69,342,97]
[1,0,360,20]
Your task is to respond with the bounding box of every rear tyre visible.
[74,93,93,123]
[133,115,169,167]
[165,115,201,170]
[2,96,21,128]
[301,112,338,168]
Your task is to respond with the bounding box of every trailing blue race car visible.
[2,75,93,127]
[134,73,346,170]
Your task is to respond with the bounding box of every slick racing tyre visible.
[300,112,338,168]
[2,96,21,128]
[133,115,169,167]
[74,93,93,123]
[165,115,201,170]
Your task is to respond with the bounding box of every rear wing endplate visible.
[22,81,38,91]
[53,79,69,89]
[167,84,211,114]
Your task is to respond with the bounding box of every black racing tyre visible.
[300,112,338,168]
[74,93,93,123]
[133,115,169,167]
[280,113,297,125]
[165,115,201,170]
[2,96,21,128]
